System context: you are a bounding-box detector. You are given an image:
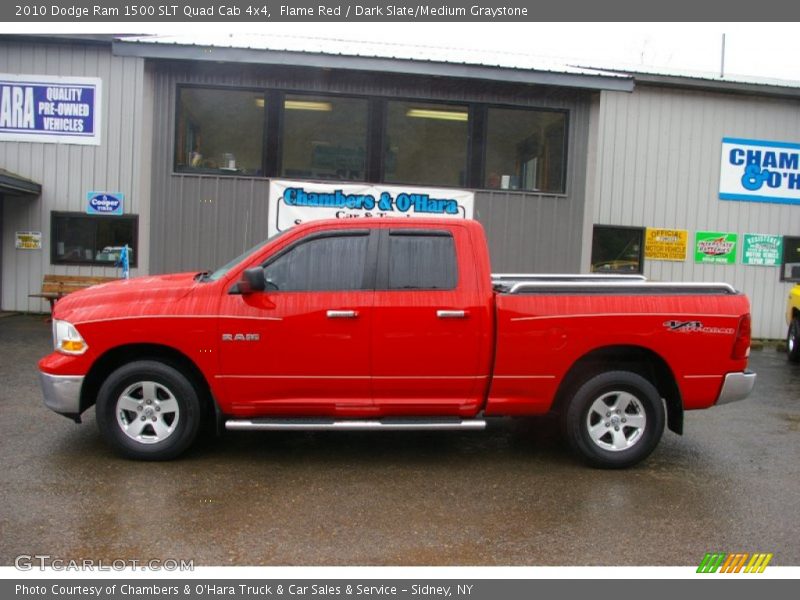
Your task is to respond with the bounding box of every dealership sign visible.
[695,231,738,265]
[719,137,800,205]
[87,191,123,215]
[0,74,101,145]
[267,180,475,237]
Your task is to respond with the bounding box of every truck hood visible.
[52,272,202,323]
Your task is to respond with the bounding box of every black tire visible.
[563,371,665,469]
[788,319,800,363]
[96,360,202,460]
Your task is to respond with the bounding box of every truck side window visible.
[388,233,458,290]
[263,234,369,291]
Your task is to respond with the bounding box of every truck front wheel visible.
[563,371,665,469]
[788,319,800,363]
[96,361,202,460]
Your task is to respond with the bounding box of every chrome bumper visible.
[716,371,757,405]
[39,372,84,416]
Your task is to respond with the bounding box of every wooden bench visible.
[30,274,119,313]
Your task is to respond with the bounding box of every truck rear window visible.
[388,232,458,290]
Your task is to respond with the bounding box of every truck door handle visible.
[437,310,467,319]
[327,310,359,319]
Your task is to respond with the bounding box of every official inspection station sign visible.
[268,180,474,237]
[0,74,101,145]
[719,137,800,205]
[644,228,688,261]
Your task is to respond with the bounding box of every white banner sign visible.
[0,73,102,145]
[267,180,475,237]
[719,137,800,205]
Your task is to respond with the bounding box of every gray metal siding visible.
[592,85,800,338]
[0,39,149,312]
[149,63,592,276]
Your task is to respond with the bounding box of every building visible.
[1,34,799,339]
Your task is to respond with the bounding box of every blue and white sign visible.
[720,137,800,205]
[0,74,102,145]
[268,180,475,237]
[87,191,124,215]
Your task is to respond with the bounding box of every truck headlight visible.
[53,320,88,355]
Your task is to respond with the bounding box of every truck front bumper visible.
[716,371,757,405]
[39,371,84,418]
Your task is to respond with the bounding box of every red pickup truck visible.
[39,218,755,468]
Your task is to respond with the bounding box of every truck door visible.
[371,227,490,416]
[217,229,377,415]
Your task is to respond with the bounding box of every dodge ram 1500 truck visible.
[39,218,756,468]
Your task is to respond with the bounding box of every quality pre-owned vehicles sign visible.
[0,73,101,145]
[268,180,475,236]
[719,137,800,205]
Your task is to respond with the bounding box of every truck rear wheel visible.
[96,361,202,460]
[788,319,800,363]
[563,371,665,469]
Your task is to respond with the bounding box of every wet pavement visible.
[1,314,798,566]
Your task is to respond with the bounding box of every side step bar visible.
[225,417,487,432]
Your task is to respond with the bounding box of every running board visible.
[225,417,487,432]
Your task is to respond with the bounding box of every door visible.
[217,229,377,416]
[371,227,489,416]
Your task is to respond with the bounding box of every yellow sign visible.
[645,228,688,261]
[15,231,41,250]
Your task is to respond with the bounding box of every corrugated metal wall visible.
[148,62,593,276]
[592,84,800,338]
[0,39,150,312]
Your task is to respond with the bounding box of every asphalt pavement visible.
[1,314,798,566]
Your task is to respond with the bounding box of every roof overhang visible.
[0,169,41,198]
[585,67,800,100]
[112,39,634,93]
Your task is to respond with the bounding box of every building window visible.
[383,101,469,187]
[51,212,138,267]
[590,225,644,274]
[782,236,800,282]
[175,87,265,176]
[484,108,567,193]
[280,94,368,181]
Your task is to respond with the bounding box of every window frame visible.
[590,224,645,275]
[380,98,472,189]
[171,84,571,195]
[781,235,800,282]
[258,229,378,292]
[278,90,372,182]
[173,84,268,177]
[481,104,570,195]
[50,211,139,268]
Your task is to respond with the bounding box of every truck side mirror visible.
[238,267,267,294]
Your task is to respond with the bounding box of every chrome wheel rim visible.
[116,381,180,444]
[586,391,646,452]
[790,326,796,353]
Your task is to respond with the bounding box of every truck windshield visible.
[203,231,286,282]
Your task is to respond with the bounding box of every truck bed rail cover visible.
[503,281,738,295]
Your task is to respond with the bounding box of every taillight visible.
[732,313,751,360]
